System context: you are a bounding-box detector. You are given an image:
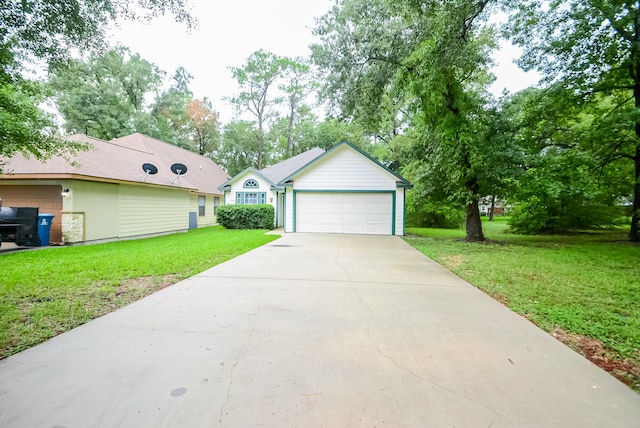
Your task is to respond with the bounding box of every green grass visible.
[0,226,278,358]
[405,217,640,390]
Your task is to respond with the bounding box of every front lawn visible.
[0,226,278,359]
[405,218,640,391]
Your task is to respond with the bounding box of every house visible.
[218,141,412,235]
[0,133,230,244]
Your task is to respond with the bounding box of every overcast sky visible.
[108,0,538,125]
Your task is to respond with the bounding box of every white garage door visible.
[296,192,393,235]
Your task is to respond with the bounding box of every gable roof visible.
[218,147,326,191]
[260,147,325,183]
[0,133,230,194]
[217,167,275,191]
[278,141,412,187]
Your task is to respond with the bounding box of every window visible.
[213,196,220,215]
[198,195,206,216]
[235,192,266,205]
[243,179,259,188]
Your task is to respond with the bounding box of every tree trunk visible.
[286,103,295,159]
[257,116,264,170]
[489,195,495,221]
[466,198,484,242]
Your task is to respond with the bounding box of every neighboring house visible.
[0,133,230,244]
[479,196,509,216]
[219,141,412,236]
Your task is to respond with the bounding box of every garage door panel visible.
[296,193,392,235]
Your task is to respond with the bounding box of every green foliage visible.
[49,46,165,140]
[0,226,277,358]
[228,50,285,169]
[0,44,86,173]
[507,149,621,234]
[151,66,194,148]
[503,0,640,241]
[0,0,193,171]
[217,120,259,176]
[216,204,275,230]
[501,87,631,234]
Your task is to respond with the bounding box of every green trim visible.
[236,191,267,205]
[217,167,276,191]
[402,188,407,236]
[243,178,259,189]
[275,192,279,227]
[292,189,397,235]
[278,141,411,187]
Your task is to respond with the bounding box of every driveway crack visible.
[218,296,261,427]
[335,245,515,427]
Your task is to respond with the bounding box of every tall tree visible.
[217,120,260,176]
[228,50,284,169]
[187,97,220,157]
[0,43,85,171]
[151,66,193,148]
[0,0,194,171]
[504,0,640,240]
[312,0,496,241]
[279,57,317,159]
[49,47,164,140]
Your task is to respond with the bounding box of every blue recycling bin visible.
[37,214,55,246]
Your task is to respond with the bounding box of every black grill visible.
[0,206,41,247]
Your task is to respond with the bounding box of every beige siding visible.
[119,185,189,237]
[294,146,396,191]
[196,194,218,227]
[66,181,120,242]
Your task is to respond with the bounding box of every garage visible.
[0,185,63,243]
[295,192,394,235]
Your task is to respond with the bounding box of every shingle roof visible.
[0,133,230,194]
[259,147,325,183]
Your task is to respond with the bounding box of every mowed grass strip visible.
[404,218,640,391]
[0,226,279,359]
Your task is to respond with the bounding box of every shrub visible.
[216,204,274,230]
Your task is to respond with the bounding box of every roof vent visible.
[142,163,158,182]
[170,163,188,183]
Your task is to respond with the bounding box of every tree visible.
[1,0,194,66]
[279,57,317,159]
[217,120,260,176]
[0,0,193,172]
[312,0,496,241]
[151,66,193,148]
[0,44,85,171]
[187,97,220,157]
[49,46,164,140]
[504,0,640,240]
[228,50,285,169]
[500,86,630,233]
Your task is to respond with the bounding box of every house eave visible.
[0,173,201,192]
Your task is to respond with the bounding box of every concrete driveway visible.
[0,233,639,427]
